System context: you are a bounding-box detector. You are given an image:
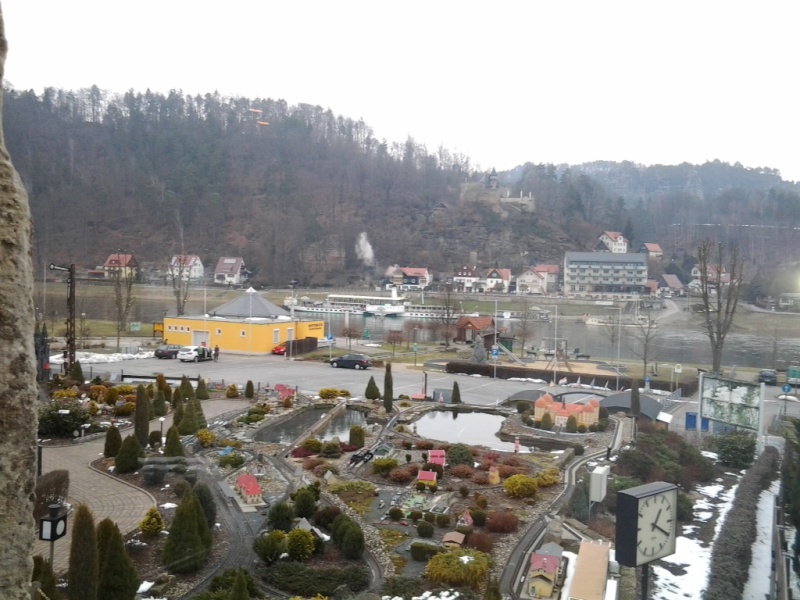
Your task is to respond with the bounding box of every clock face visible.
[636,490,676,565]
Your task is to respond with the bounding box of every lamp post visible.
[80,312,86,349]
[159,416,165,443]
[605,306,623,390]
[245,287,256,356]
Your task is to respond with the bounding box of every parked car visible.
[178,345,214,362]
[154,344,182,359]
[758,369,778,385]
[329,353,372,369]
[271,344,287,355]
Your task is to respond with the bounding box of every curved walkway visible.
[34,398,251,574]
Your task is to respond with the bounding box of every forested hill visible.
[5,86,800,287]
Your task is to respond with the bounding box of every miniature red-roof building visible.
[534,394,600,428]
[429,449,446,467]
[418,470,438,486]
[235,474,262,504]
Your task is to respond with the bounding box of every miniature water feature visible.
[254,407,367,445]
[412,410,517,452]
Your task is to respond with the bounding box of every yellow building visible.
[163,290,326,355]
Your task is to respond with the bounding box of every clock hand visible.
[653,523,670,536]
[650,508,663,531]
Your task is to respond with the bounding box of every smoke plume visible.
[355,232,375,267]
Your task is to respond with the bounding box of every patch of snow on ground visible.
[743,479,781,599]
[651,476,739,600]
[50,350,154,364]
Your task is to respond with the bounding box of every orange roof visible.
[104,253,136,268]
[236,474,260,496]
[533,264,559,275]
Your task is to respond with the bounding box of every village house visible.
[442,532,466,549]
[485,268,512,293]
[691,263,730,285]
[102,253,139,280]
[660,273,684,296]
[169,254,205,281]
[235,474,262,504]
[214,257,247,286]
[417,470,438,487]
[516,264,559,295]
[528,542,564,598]
[598,231,629,253]
[428,449,446,467]
[639,242,663,260]
[384,265,432,290]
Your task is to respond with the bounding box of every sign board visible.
[589,465,610,502]
[783,384,792,394]
[699,374,762,432]
[129,322,141,332]
[674,364,683,374]
[788,366,800,384]
[413,343,418,353]
[153,322,164,334]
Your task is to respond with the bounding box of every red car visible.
[271,344,287,355]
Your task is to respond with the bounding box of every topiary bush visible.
[225,384,240,398]
[485,512,518,533]
[219,454,245,469]
[388,507,404,521]
[416,520,434,538]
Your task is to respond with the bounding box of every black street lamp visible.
[39,503,68,565]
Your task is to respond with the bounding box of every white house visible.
[169,254,204,281]
[598,231,628,253]
[485,268,512,293]
[453,265,482,293]
[214,257,246,286]
[516,264,559,295]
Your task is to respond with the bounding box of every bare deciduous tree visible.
[169,211,192,316]
[513,306,537,358]
[627,305,663,379]
[697,239,744,374]
[436,285,459,348]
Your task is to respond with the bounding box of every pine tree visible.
[630,380,641,417]
[229,568,250,600]
[180,375,195,401]
[162,492,206,574]
[153,390,167,417]
[349,425,365,448]
[365,375,381,401]
[192,493,213,559]
[97,519,139,600]
[71,360,85,384]
[451,380,462,404]
[195,378,210,400]
[103,425,122,458]
[96,517,115,571]
[293,488,317,519]
[245,380,254,399]
[68,503,98,600]
[173,396,185,428]
[383,362,393,413]
[164,426,185,457]
[193,482,217,529]
[134,384,150,447]
[116,435,142,474]
[147,397,155,420]
[484,576,502,600]
[164,385,174,407]
[139,506,166,538]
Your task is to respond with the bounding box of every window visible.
[240,330,246,338]
[216,328,222,336]
[273,329,281,344]
[179,326,184,332]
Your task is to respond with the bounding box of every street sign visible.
[413,343,418,353]
[492,348,499,359]
[326,333,334,341]
[782,384,792,394]
[674,364,683,374]
[788,366,800,384]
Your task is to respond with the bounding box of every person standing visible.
[213,345,219,361]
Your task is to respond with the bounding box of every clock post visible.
[39,503,68,565]
[615,481,678,600]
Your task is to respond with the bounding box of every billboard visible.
[699,374,762,432]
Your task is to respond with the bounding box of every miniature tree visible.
[134,384,150,448]
[115,435,142,474]
[195,378,210,400]
[103,425,122,458]
[245,380,254,399]
[383,362,393,413]
[164,426,185,457]
[451,380,462,404]
[153,390,167,417]
[365,376,381,401]
[67,504,98,600]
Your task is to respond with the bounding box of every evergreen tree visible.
[191,396,208,430]
[180,375,195,401]
[229,568,250,600]
[71,360,85,384]
[33,555,62,600]
[97,519,139,600]
[245,380,254,399]
[192,493,213,559]
[268,502,295,532]
[365,375,381,401]
[147,396,155,420]
[349,425,366,448]
[139,506,166,538]
[155,373,168,394]
[541,411,553,431]
[341,525,365,559]
[173,396,185,428]
[383,362,393,413]
[134,384,150,448]
[293,488,317,519]
[164,385,174,407]
[153,390,167,417]
[103,425,122,458]
[96,517,115,571]
[193,482,217,529]
[162,492,206,574]
[164,426,185,457]
[178,396,199,435]
[484,576,502,600]
[116,435,142,474]
[68,503,98,600]
[195,378,210,400]
[451,380,462,404]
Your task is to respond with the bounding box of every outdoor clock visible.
[615,481,678,567]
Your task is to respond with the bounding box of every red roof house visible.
[418,470,438,486]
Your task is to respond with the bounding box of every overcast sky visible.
[4,1,799,182]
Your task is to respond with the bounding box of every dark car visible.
[758,369,778,385]
[154,344,181,359]
[329,353,372,370]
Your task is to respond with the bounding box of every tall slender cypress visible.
[164,426,185,457]
[97,520,139,600]
[383,362,393,413]
[134,384,149,447]
[68,504,99,600]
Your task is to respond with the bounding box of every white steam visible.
[355,232,375,267]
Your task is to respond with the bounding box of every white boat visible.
[288,289,406,317]
[584,314,656,328]
[401,304,480,320]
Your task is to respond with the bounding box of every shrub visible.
[349,425,366,448]
[195,379,210,400]
[173,480,192,499]
[89,385,108,401]
[196,429,216,448]
[577,424,587,433]
[408,510,422,522]
[287,529,315,561]
[572,443,585,456]
[536,467,561,488]
[115,435,142,474]
[142,463,167,485]
[516,401,531,413]
[245,380,254,399]
[319,387,350,399]
[415,440,434,450]
[268,502,295,532]
[566,415,577,433]
[372,458,398,476]
[416,520,434,538]
[469,509,486,527]
[139,506,165,538]
[262,563,369,597]
[388,507,404,521]
[415,481,426,492]
[475,495,488,509]
[455,525,473,538]
[145,430,160,449]
[291,448,315,459]
[425,549,491,590]
[466,531,494,552]
[424,512,435,523]
[472,472,488,485]
[225,384,240,398]
[283,396,293,409]
[498,464,524,478]
[103,425,122,458]
[410,542,443,561]
[435,514,450,528]
[219,454,245,469]
[312,463,338,478]
[504,474,539,499]
[389,467,415,484]
[302,457,326,471]
[319,441,341,459]
[302,438,322,453]
[447,443,473,467]
[485,512,518,533]
[521,415,533,426]
[459,485,470,498]
[313,505,342,528]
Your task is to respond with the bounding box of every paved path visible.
[35,398,251,574]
